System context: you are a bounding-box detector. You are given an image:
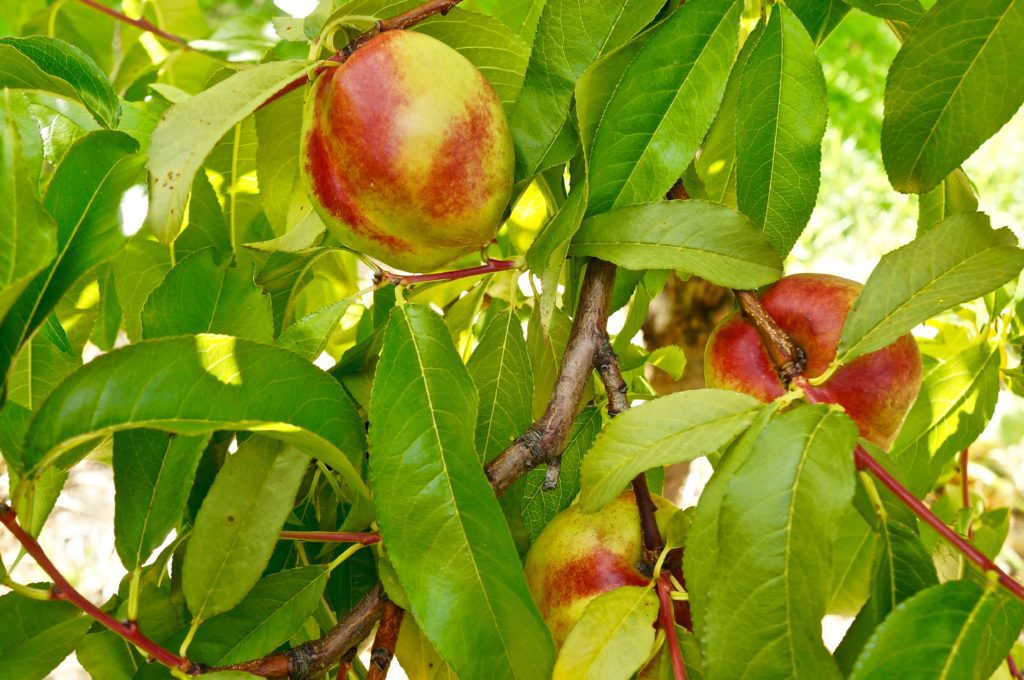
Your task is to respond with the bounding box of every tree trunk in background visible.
[643,275,733,499]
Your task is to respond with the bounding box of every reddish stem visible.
[630,474,664,575]
[657,572,687,680]
[849,441,1024,602]
[1009,654,1022,680]
[280,530,381,545]
[75,0,190,48]
[381,258,519,286]
[0,504,196,673]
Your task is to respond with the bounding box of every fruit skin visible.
[705,273,922,449]
[300,30,514,272]
[524,491,669,648]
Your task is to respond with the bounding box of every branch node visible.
[542,457,562,490]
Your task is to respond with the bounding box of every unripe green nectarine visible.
[705,273,922,449]
[524,491,671,648]
[300,30,514,272]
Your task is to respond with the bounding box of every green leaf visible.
[918,168,978,234]
[787,0,851,45]
[552,586,659,680]
[468,310,534,463]
[112,237,172,343]
[21,334,371,522]
[184,437,309,620]
[827,510,878,617]
[850,580,1024,679]
[570,201,783,289]
[395,615,460,680]
[76,631,137,680]
[92,263,122,351]
[141,249,274,342]
[891,341,1000,496]
[369,305,554,680]
[579,389,763,512]
[0,91,56,324]
[8,332,81,410]
[113,429,211,570]
[845,0,925,23]
[735,7,828,256]
[415,8,530,114]
[460,0,546,42]
[0,36,120,127]
[146,59,310,243]
[586,0,740,214]
[685,402,782,639]
[695,25,758,207]
[189,565,329,665]
[276,296,352,361]
[835,511,937,673]
[526,183,587,331]
[0,592,92,680]
[521,407,602,541]
[0,130,141,394]
[881,0,1024,193]
[254,88,304,235]
[703,405,858,680]
[510,0,664,177]
[837,212,1024,363]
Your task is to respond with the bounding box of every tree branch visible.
[212,584,387,678]
[366,602,404,680]
[0,504,198,674]
[342,0,464,55]
[486,259,618,494]
[735,288,1024,604]
[76,0,191,48]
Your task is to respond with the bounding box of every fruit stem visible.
[0,503,199,674]
[366,602,404,680]
[280,530,382,544]
[657,572,688,680]
[378,257,520,286]
[733,289,806,386]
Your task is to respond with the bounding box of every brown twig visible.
[213,584,387,678]
[594,334,664,571]
[366,602,405,680]
[734,290,805,386]
[734,289,1024,604]
[76,0,191,48]
[380,258,519,287]
[279,531,381,545]
[0,504,198,674]
[657,572,688,680]
[486,259,618,494]
[343,0,464,55]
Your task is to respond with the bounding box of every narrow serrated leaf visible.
[735,7,827,256]
[570,201,783,290]
[553,586,659,680]
[0,592,91,680]
[184,437,309,620]
[369,305,554,680]
[579,389,762,512]
[146,59,311,242]
[586,0,740,213]
[113,429,211,570]
[22,334,371,525]
[850,580,1024,679]
[704,405,858,680]
[837,212,1024,363]
[881,0,1024,193]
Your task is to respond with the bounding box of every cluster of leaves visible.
[1,0,1024,679]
